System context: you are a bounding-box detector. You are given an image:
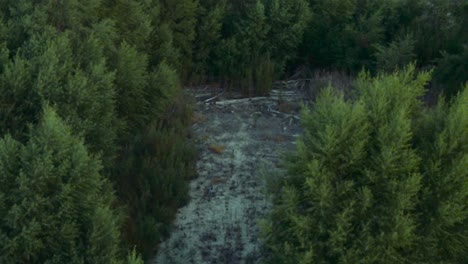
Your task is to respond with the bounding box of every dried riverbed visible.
[153,88,304,264]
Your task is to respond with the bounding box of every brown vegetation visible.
[208,144,225,154]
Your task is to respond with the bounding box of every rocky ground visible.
[152,86,305,264]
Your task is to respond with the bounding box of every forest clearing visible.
[154,85,303,263]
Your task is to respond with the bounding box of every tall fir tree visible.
[414,84,468,263]
[0,32,118,167]
[191,0,226,83]
[108,0,152,51]
[0,0,196,259]
[157,0,199,78]
[262,66,467,263]
[265,0,310,71]
[0,107,122,263]
[114,41,150,140]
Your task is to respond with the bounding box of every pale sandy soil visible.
[152,88,303,264]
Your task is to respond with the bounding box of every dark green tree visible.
[191,0,226,83]
[265,0,310,71]
[410,0,463,65]
[114,41,150,139]
[298,0,357,68]
[262,66,467,263]
[435,46,468,98]
[374,33,416,72]
[414,83,468,263]
[157,0,199,78]
[0,0,197,260]
[108,0,152,51]
[0,33,118,167]
[0,53,37,139]
[0,107,122,263]
[211,0,309,94]
[115,61,197,257]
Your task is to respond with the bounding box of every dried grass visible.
[210,176,227,184]
[192,112,207,124]
[208,144,225,154]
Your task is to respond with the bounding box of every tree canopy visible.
[261,67,467,263]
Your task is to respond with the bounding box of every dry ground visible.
[152,87,304,264]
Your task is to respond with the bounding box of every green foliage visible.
[0,53,38,138]
[266,0,310,69]
[410,0,465,65]
[215,0,268,92]
[414,84,468,263]
[262,66,467,263]
[299,0,387,70]
[375,33,416,72]
[116,95,196,257]
[0,33,118,167]
[0,107,121,263]
[295,0,467,96]
[191,0,226,82]
[211,0,309,94]
[0,0,196,259]
[158,0,199,78]
[149,62,182,117]
[109,0,152,50]
[114,42,150,138]
[435,45,468,98]
[149,22,181,70]
[127,248,144,264]
[299,0,354,67]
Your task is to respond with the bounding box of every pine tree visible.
[0,0,120,166]
[114,41,150,139]
[0,107,122,263]
[435,46,468,98]
[375,33,416,72]
[414,84,468,263]
[265,0,310,70]
[299,0,357,67]
[0,54,37,140]
[191,0,226,82]
[109,0,152,51]
[0,0,196,260]
[262,66,467,263]
[158,0,199,78]
[148,62,182,118]
[0,33,119,167]
[114,60,196,257]
[210,0,310,93]
[39,0,102,32]
[214,0,270,93]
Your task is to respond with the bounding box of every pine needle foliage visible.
[0,107,121,263]
[0,0,195,259]
[261,66,467,263]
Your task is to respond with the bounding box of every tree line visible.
[0,0,466,262]
[193,0,467,97]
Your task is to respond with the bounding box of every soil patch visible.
[152,87,304,264]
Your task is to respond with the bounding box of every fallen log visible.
[203,93,223,103]
[215,97,269,106]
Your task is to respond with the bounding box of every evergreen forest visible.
[0,0,466,263]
